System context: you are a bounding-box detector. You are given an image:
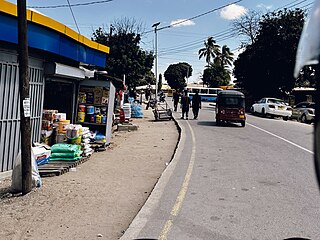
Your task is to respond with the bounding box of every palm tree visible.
[198,37,221,66]
[215,45,234,68]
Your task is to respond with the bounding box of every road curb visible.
[120,115,183,240]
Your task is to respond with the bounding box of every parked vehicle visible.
[290,101,315,123]
[250,97,292,120]
[216,90,246,127]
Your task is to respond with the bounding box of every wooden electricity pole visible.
[17,0,32,194]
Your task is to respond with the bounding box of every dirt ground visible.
[0,107,179,240]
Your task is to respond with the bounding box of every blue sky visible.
[6,0,315,83]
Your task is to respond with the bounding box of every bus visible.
[185,87,223,102]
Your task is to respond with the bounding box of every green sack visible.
[49,156,82,161]
[51,144,81,153]
[50,150,82,158]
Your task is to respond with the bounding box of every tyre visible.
[241,121,245,127]
[283,116,288,121]
[250,106,254,114]
[216,119,221,126]
[261,108,266,117]
[301,114,307,123]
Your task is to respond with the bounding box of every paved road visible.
[122,101,320,240]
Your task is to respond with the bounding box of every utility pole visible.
[17,0,32,194]
[152,22,160,99]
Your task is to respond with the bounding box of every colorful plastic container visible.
[78,112,85,122]
[87,106,94,114]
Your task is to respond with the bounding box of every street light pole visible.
[152,22,160,99]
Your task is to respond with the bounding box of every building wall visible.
[0,49,45,172]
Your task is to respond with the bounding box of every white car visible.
[251,97,292,120]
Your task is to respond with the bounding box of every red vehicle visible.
[215,90,246,127]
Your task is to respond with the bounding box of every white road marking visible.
[159,120,196,240]
[247,123,314,155]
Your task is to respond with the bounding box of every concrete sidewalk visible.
[0,106,179,240]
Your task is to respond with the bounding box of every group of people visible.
[173,90,201,120]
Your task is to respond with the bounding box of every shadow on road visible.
[197,121,244,128]
[197,121,216,126]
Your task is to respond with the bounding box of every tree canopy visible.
[233,9,305,100]
[198,37,221,66]
[202,62,231,87]
[232,10,262,46]
[92,19,154,89]
[164,62,192,90]
[198,38,234,88]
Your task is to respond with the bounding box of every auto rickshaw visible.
[215,90,246,127]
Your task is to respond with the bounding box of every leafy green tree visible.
[215,45,234,68]
[164,62,192,90]
[92,23,154,89]
[202,62,231,87]
[233,9,305,100]
[198,37,221,66]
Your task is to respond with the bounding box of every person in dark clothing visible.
[172,91,180,111]
[191,92,202,119]
[180,90,191,119]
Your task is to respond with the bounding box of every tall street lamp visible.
[152,22,160,99]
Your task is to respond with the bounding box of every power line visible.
[276,0,310,10]
[276,0,306,10]
[28,0,113,9]
[145,0,243,34]
[159,0,313,56]
[159,29,235,54]
[66,0,81,34]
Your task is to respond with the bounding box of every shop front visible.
[0,2,111,174]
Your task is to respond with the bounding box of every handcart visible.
[153,101,173,121]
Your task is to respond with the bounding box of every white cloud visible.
[220,4,248,20]
[257,3,273,10]
[170,19,195,27]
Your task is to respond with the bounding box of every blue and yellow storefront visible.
[0,1,111,173]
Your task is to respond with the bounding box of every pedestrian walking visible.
[180,90,191,119]
[173,90,180,111]
[191,92,201,119]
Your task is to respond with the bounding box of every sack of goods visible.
[11,150,42,193]
[81,127,93,156]
[131,102,144,118]
[49,144,83,161]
